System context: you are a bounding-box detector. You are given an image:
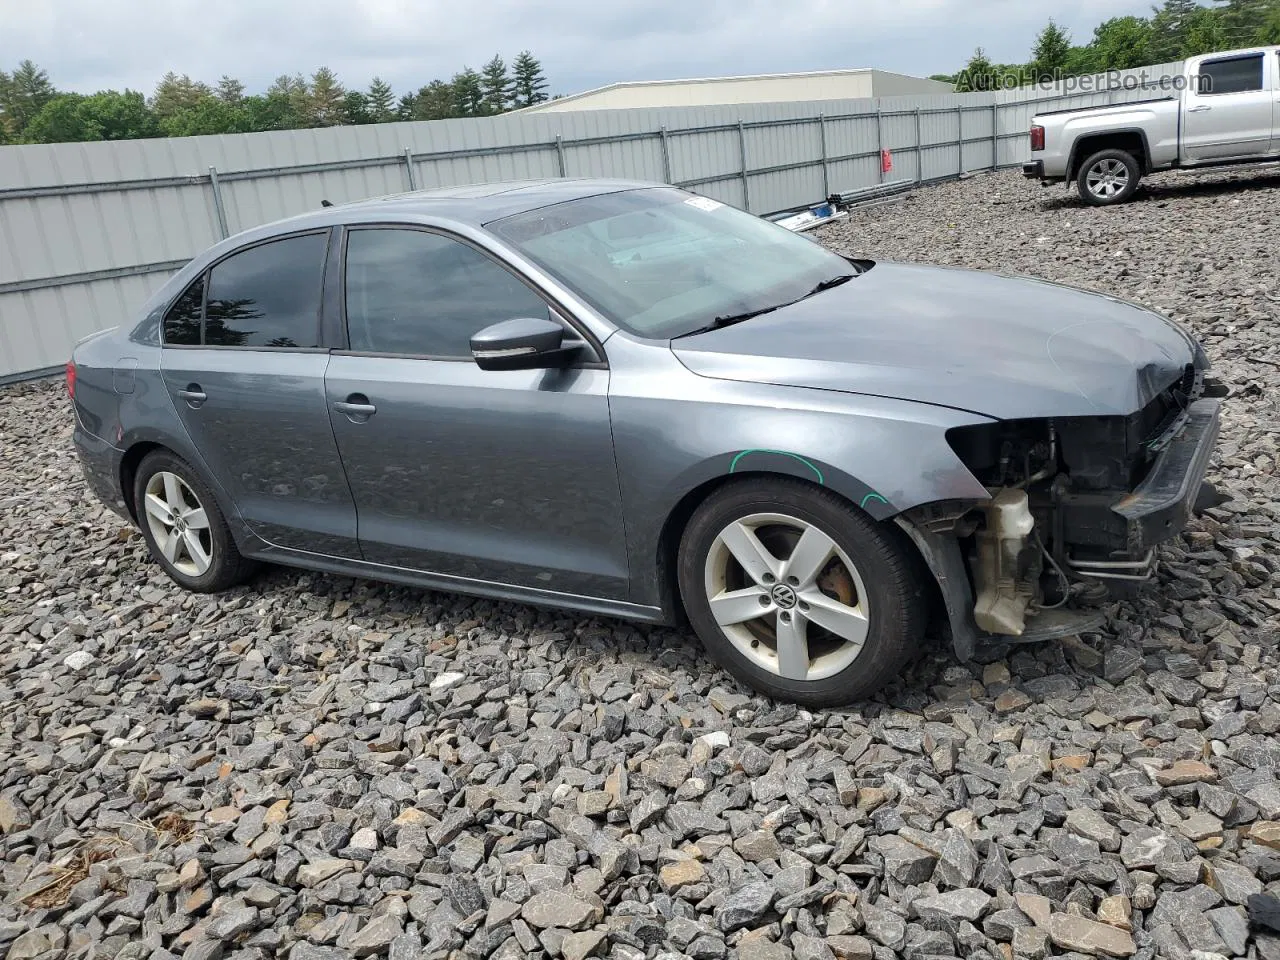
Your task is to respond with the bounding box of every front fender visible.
[606,340,994,608]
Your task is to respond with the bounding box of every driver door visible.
[324,226,630,600]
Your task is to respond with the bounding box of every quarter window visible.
[163,275,203,346]
[1197,54,1264,95]
[204,234,327,348]
[344,228,551,357]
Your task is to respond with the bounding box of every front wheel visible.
[133,450,257,593]
[1077,149,1141,206]
[677,479,928,707]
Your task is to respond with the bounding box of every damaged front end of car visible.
[898,365,1226,659]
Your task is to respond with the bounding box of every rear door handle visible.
[1188,105,1212,113]
[334,394,377,420]
[176,385,207,406]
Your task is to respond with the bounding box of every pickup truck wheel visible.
[677,479,927,707]
[1077,149,1140,206]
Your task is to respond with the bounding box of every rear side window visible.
[163,275,203,345]
[344,228,550,357]
[1197,54,1264,95]
[204,233,328,348]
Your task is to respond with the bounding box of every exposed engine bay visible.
[901,365,1226,652]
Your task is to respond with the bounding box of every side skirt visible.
[240,537,672,626]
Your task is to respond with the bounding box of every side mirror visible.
[470,317,581,371]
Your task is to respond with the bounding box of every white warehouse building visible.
[520,68,955,113]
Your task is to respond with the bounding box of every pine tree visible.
[1030,21,1073,81]
[396,92,418,120]
[151,72,214,119]
[343,90,370,125]
[366,77,395,122]
[955,48,999,92]
[306,68,346,126]
[1185,6,1232,52]
[480,55,512,114]
[451,68,485,117]
[414,81,457,120]
[1213,0,1280,44]
[511,51,549,107]
[3,60,56,135]
[215,75,245,105]
[1150,0,1202,60]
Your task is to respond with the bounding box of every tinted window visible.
[1198,55,1263,95]
[163,275,203,345]
[345,229,550,357]
[204,234,327,348]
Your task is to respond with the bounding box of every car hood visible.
[671,262,1198,420]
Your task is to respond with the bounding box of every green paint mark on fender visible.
[729,449,825,485]
[860,492,890,509]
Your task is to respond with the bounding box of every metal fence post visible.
[991,102,999,170]
[659,126,672,183]
[555,135,567,177]
[957,106,965,175]
[737,120,751,211]
[208,166,229,239]
[875,106,884,183]
[818,114,830,200]
[403,148,418,191]
[915,107,923,183]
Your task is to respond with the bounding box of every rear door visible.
[1182,51,1273,162]
[159,229,361,558]
[324,225,629,600]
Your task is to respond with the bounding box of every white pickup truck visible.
[1024,46,1280,205]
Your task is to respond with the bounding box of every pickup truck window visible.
[1197,54,1264,95]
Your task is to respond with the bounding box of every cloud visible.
[0,0,1153,99]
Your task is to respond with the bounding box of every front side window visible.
[163,275,203,345]
[204,233,327,348]
[344,228,551,357]
[1197,54,1264,95]
[487,188,855,339]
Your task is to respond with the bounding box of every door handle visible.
[177,385,207,406]
[334,394,377,420]
[1188,105,1212,113]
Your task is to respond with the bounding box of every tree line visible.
[935,0,1280,91]
[0,53,550,145]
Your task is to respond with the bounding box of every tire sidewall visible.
[677,481,925,706]
[133,451,238,592]
[1077,149,1140,206]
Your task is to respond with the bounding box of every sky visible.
[0,0,1160,99]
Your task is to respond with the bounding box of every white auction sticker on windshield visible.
[684,196,723,212]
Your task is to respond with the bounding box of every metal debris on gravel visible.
[2,167,1279,960]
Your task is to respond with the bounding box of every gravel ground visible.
[3,167,1280,960]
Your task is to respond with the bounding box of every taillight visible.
[1030,125,1045,152]
[65,360,77,399]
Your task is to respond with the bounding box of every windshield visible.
[487,187,855,338]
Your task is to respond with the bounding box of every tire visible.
[677,478,928,707]
[1076,149,1141,206]
[132,450,257,593]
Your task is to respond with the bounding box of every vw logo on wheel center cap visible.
[771,583,798,609]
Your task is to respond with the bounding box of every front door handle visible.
[1187,105,1212,113]
[334,394,377,421]
[177,385,207,407]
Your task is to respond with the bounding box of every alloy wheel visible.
[142,471,214,577]
[1086,158,1130,200]
[702,512,870,682]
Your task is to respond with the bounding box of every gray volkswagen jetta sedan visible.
[70,178,1222,706]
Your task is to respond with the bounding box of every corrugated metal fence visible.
[0,61,1182,381]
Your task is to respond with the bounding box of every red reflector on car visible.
[65,360,77,399]
[1030,125,1045,152]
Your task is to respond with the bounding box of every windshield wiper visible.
[802,273,858,297]
[674,274,860,338]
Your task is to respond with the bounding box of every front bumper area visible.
[1112,398,1221,553]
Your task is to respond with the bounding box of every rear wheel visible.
[1077,149,1141,206]
[677,479,927,707]
[133,450,257,592]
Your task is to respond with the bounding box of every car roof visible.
[258,177,663,236]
